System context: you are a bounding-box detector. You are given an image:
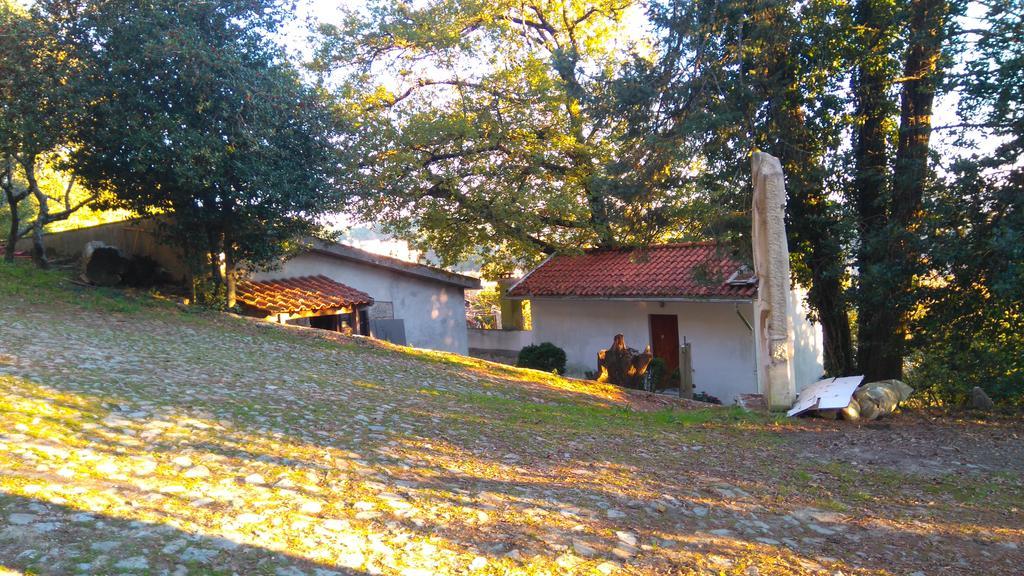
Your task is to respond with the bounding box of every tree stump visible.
[596,334,654,389]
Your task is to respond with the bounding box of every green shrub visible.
[517,342,567,374]
[644,357,667,391]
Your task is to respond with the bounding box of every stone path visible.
[0,277,1021,575]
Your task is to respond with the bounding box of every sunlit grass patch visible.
[442,389,772,434]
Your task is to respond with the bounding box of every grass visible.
[450,389,771,432]
[4,259,1022,575]
[0,260,158,315]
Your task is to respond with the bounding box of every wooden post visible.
[679,340,693,399]
[351,306,362,335]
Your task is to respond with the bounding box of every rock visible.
[736,394,768,412]
[300,501,323,515]
[81,242,126,286]
[615,531,638,547]
[605,508,626,519]
[91,541,121,552]
[171,455,193,468]
[244,473,265,485]
[596,561,621,574]
[32,522,60,532]
[8,513,37,525]
[469,556,487,570]
[183,465,211,479]
[970,387,994,411]
[853,380,914,420]
[611,544,637,559]
[180,547,218,562]
[572,539,597,557]
[114,556,149,570]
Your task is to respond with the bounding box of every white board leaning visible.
[786,375,865,417]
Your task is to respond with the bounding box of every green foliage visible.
[902,0,1024,407]
[0,1,100,261]
[618,0,858,375]
[516,342,567,374]
[317,0,709,273]
[63,0,341,304]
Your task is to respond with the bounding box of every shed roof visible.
[303,238,481,290]
[507,242,757,301]
[236,275,374,315]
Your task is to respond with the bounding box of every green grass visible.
[445,388,773,433]
[0,260,157,314]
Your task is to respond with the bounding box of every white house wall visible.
[787,285,825,392]
[252,253,470,354]
[530,299,758,404]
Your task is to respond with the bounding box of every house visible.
[19,219,481,354]
[249,239,480,354]
[506,242,824,405]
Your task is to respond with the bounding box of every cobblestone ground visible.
[0,266,1022,575]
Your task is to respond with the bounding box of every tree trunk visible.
[223,242,237,309]
[855,0,949,382]
[765,39,857,377]
[3,156,25,263]
[851,0,899,381]
[20,157,50,268]
[811,269,856,375]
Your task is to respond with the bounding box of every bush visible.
[644,357,668,392]
[517,342,567,374]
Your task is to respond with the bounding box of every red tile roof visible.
[236,275,373,314]
[508,243,757,300]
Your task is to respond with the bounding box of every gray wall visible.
[253,252,470,354]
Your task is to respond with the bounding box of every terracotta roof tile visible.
[508,243,757,300]
[236,275,373,314]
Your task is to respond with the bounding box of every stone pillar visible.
[751,151,796,409]
[497,278,525,330]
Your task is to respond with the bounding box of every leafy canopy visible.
[318,0,712,276]
[64,0,341,300]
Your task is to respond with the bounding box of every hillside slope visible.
[0,263,1021,576]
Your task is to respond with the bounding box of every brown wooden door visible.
[649,314,680,375]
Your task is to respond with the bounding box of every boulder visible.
[81,241,127,286]
[969,386,994,411]
[839,397,861,420]
[852,379,914,420]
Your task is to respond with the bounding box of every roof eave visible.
[505,294,756,303]
[303,239,481,290]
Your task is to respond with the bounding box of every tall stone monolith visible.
[751,151,796,409]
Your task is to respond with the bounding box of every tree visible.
[0,0,96,266]
[621,0,857,375]
[849,0,954,381]
[317,0,705,274]
[64,0,341,306]
[909,0,1024,404]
